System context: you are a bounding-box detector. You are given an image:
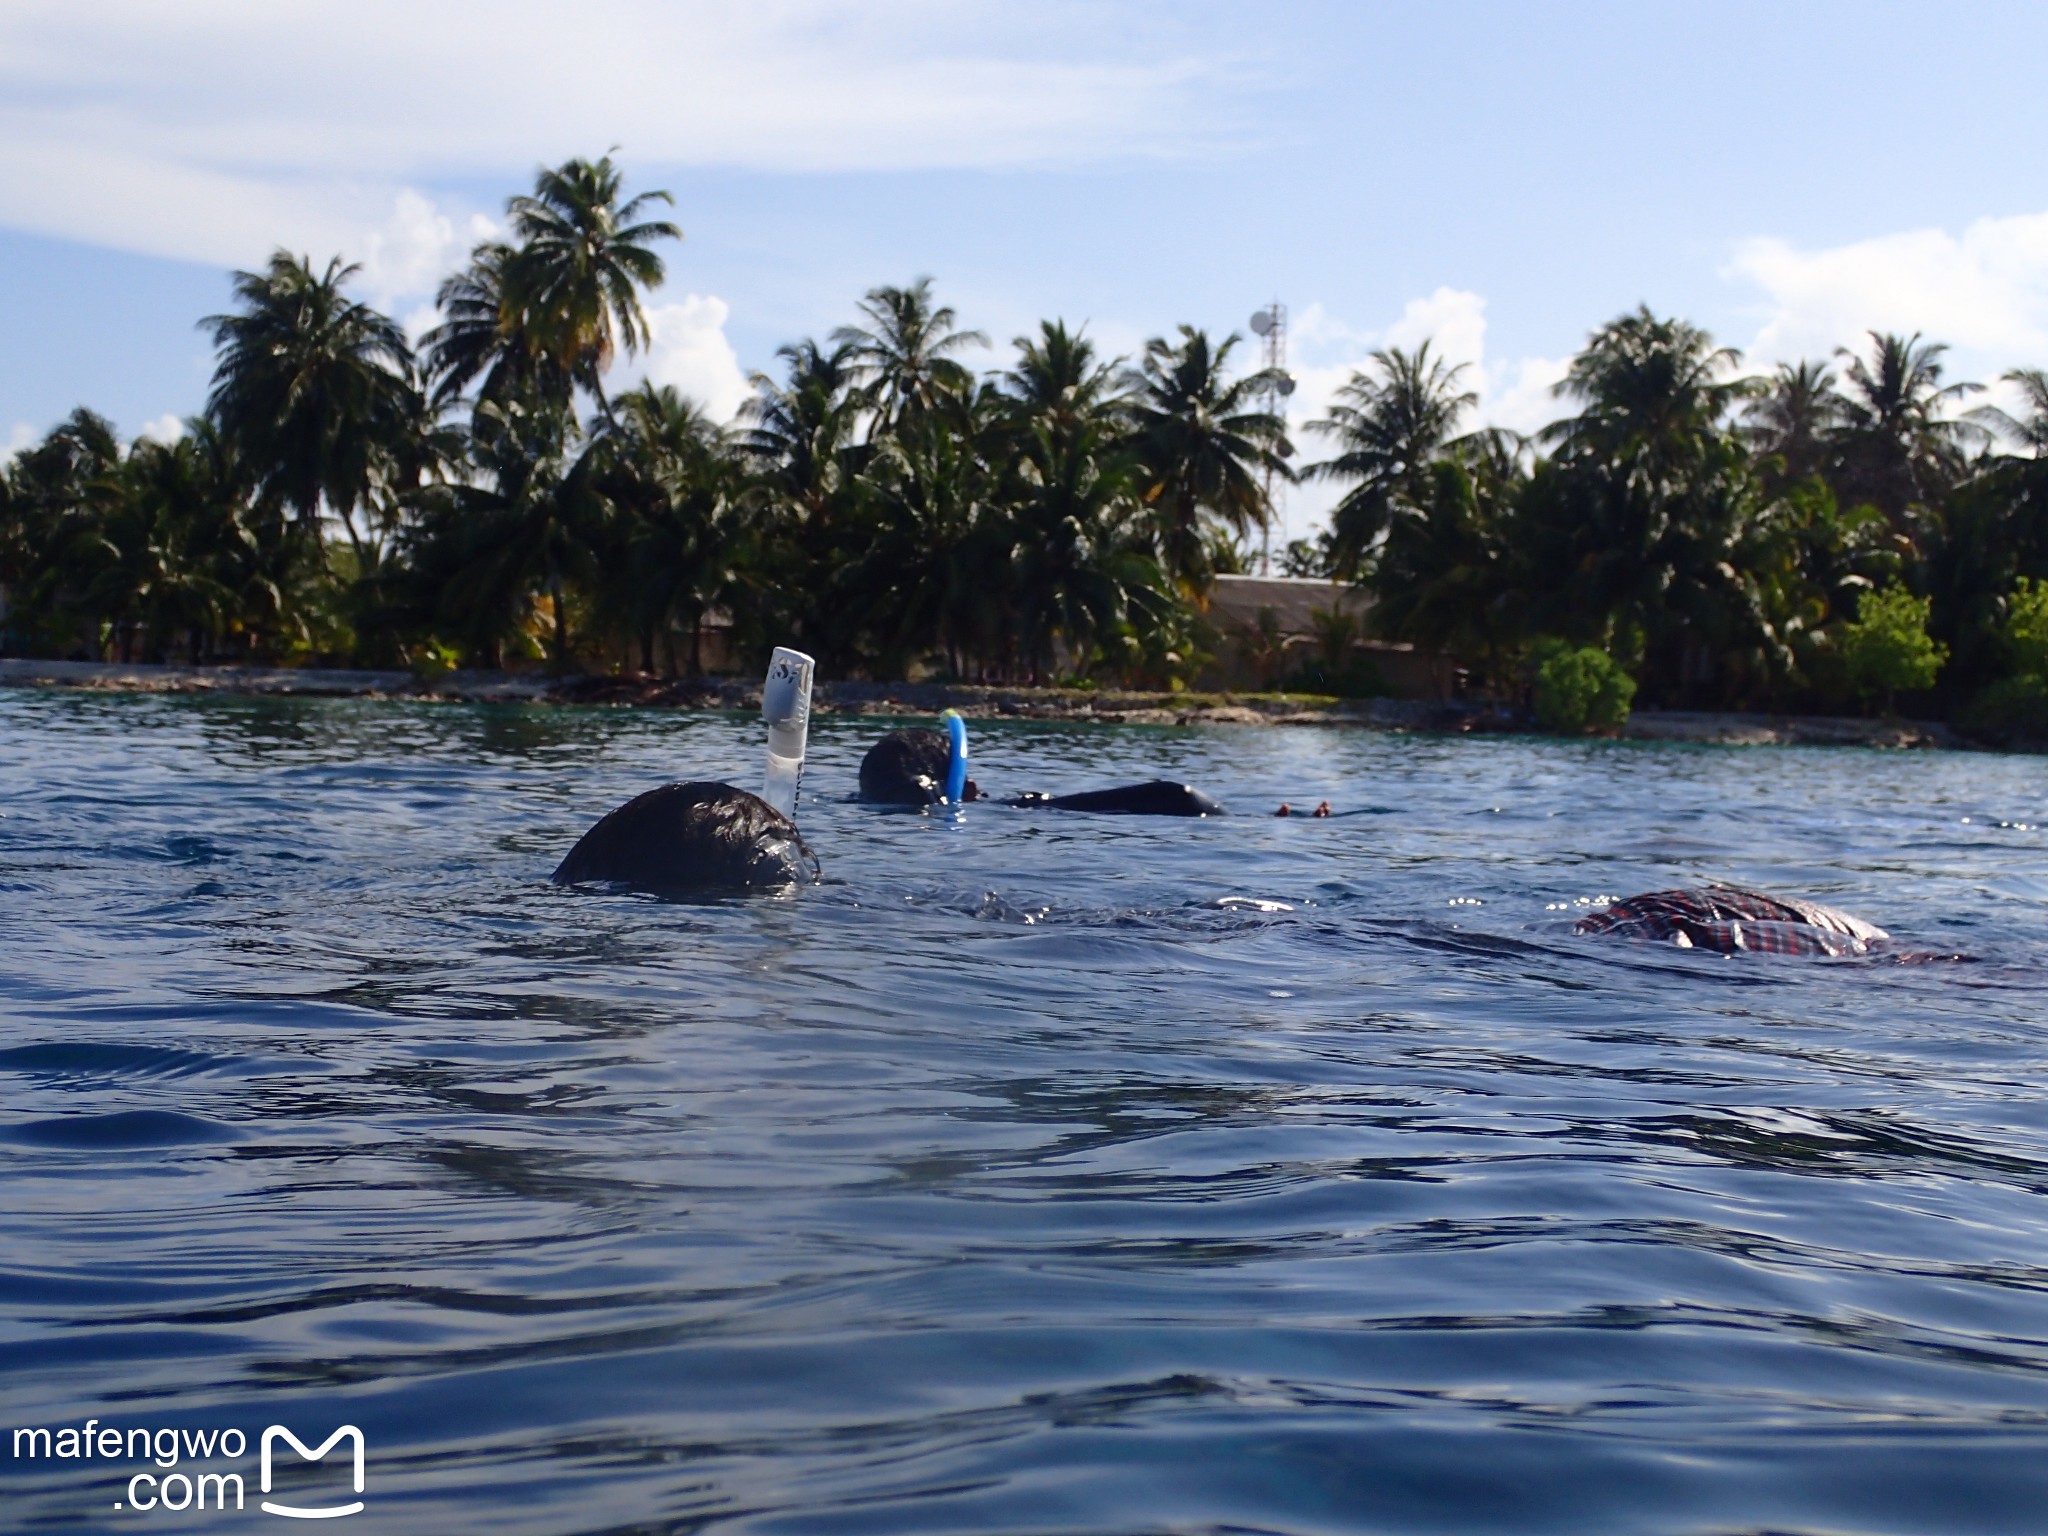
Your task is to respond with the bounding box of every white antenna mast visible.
[1248,303,1295,575]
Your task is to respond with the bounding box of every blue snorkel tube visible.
[941,709,969,804]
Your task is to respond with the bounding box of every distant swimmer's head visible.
[859,726,980,806]
[553,781,819,893]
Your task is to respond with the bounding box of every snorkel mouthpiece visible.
[941,709,969,804]
[760,647,815,819]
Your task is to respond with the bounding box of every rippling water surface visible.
[2,691,2047,1534]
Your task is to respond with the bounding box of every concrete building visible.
[1204,574,1449,698]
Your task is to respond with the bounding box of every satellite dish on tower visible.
[1276,372,1297,396]
[1249,310,1275,337]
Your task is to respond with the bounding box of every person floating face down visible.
[1569,884,1963,959]
[857,722,1225,815]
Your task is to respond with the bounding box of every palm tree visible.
[1126,327,1291,598]
[203,252,419,568]
[592,383,741,674]
[117,424,264,663]
[1000,320,1125,435]
[740,340,863,519]
[1305,341,1480,579]
[850,383,1002,678]
[1005,404,1168,681]
[1370,447,1520,680]
[3,410,127,655]
[421,241,555,414]
[1971,368,2048,458]
[501,154,681,415]
[1520,309,1780,704]
[1543,306,1747,463]
[1927,368,2048,699]
[1742,359,1845,489]
[407,398,599,667]
[737,339,870,668]
[1831,331,1982,538]
[832,278,988,437]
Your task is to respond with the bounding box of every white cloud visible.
[5,421,35,466]
[630,295,752,423]
[1269,288,1565,548]
[1383,287,1488,369]
[138,413,186,444]
[0,2,1236,279]
[355,190,460,312]
[1287,288,1552,437]
[1482,355,1572,437]
[1727,211,2048,369]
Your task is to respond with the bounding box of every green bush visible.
[1838,584,1946,712]
[1532,639,1636,734]
[2003,576,2048,680]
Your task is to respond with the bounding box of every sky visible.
[4,0,2048,546]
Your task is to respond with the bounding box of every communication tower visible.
[1248,303,1296,575]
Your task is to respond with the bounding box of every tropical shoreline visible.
[7,152,2045,745]
[0,657,1966,750]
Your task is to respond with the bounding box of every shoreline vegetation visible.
[2,153,2043,750]
[0,658,1958,751]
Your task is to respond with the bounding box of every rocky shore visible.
[0,657,1970,751]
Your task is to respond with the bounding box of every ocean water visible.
[1,691,2046,1535]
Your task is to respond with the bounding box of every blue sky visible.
[4,0,2047,542]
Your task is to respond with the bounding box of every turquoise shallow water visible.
[1,692,2046,1534]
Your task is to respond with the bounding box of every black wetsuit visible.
[1009,781,1225,817]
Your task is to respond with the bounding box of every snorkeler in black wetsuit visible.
[554,649,824,893]
[857,727,1224,816]
[858,729,980,805]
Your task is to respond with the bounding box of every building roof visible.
[1207,575,1371,637]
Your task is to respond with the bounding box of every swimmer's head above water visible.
[858,726,980,806]
[552,780,819,891]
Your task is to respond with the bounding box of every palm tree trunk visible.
[312,494,368,576]
[549,578,569,669]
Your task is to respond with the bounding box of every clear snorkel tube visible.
[761,647,815,820]
[941,709,969,804]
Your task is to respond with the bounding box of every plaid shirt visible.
[1573,886,1889,957]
